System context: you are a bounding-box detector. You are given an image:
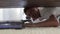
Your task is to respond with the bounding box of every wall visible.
[0,8,26,21]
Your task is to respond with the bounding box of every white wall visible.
[3,8,26,21]
[0,9,3,21]
[0,8,26,21]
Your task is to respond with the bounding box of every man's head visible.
[24,7,41,19]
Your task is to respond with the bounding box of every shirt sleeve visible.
[39,7,55,21]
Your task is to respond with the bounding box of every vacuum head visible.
[0,21,24,29]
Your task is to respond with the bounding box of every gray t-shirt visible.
[31,7,55,23]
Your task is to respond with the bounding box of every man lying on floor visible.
[24,7,59,27]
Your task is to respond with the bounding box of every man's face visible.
[25,7,41,19]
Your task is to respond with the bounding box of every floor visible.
[0,27,60,34]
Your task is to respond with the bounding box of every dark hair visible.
[24,6,39,13]
[24,7,30,13]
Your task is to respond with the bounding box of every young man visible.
[24,7,59,27]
